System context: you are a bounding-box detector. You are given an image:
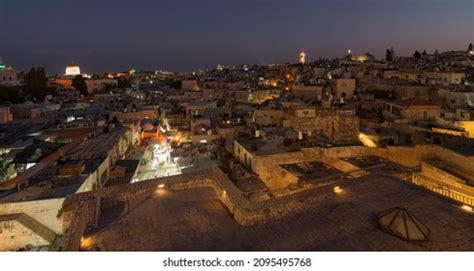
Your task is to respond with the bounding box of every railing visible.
[408,173,474,207]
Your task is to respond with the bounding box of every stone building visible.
[382,99,441,120]
[252,107,285,126]
[287,106,360,145]
[235,90,280,104]
[0,104,13,123]
[334,78,356,100]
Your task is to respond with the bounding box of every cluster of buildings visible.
[0,45,474,251]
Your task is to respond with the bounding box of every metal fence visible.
[409,173,474,207]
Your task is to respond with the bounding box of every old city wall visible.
[0,198,64,250]
[0,220,51,251]
[0,198,64,234]
[59,144,474,250]
[60,165,353,250]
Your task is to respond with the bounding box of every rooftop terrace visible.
[85,173,474,251]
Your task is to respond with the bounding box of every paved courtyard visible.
[86,175,474,251]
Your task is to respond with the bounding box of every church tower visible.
[299,49,306,65]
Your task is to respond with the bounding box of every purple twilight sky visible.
[0,0,473,73]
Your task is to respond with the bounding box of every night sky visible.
[1,0,472,74]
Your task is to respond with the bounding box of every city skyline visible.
[1,0,472,73]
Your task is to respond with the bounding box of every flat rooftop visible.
[0,174,87,203]
[85,174,474,251]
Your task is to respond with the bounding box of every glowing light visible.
[80,236,94,249]
[333,186,343,193]
[65,64,81,76]
[348,49,352,55]
[461,205,473,213]
[358,133,377,148]
[155,188,168,197]
[158,184,165,189]
[299,49,306,64]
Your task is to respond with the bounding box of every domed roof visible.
[377,207,430,241]
[356,53,376,62]
[65,64,81,76]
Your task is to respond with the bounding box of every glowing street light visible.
[333,186,343,194]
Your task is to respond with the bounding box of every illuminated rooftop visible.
[84,174,474,251]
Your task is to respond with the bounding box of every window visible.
[423,111,428,119]
[450,99,456,104]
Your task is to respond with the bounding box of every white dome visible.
[65,64,81,76]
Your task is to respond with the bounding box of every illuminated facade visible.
[299,49,306,64]
[65,64,81,76]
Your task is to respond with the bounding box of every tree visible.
[0,86,24,103]
[469,43,473,52]
[24,67,47,89]
[169,80,182,89]
[413,50,421,59]
[422,50,427,56]
[103,83,116,91]
[72,75,88,96]
[385,49,393,62]
[24,67,50,100]
[117,77,131,88]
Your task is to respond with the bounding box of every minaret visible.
[299,49,306,65]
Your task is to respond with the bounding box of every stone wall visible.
[110,110,157,122]
[288,108,360,145]
[250,144,473,190]
[0,198,64,250]
[421,161,473,190]
[59,165,354,251]
[58,144,474,250]
[0,198,64,234]
[0,220,50,251]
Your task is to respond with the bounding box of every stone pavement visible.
[86,174,474,251]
